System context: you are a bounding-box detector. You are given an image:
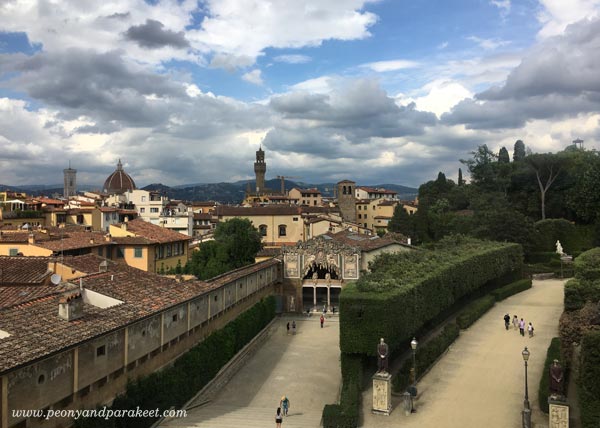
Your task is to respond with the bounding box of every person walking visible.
[280,396,290,416]
[503,313,510,330]
[512,315,519,331]
[320,314,325,328]
[528,322,534,338]
[519,318,525,336]
[275,407,283,427]
[292,320,296,335]
[286,322,290,335]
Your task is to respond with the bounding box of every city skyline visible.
[1,0,599,188]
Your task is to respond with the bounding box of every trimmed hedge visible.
[564,248,600,311]
[456,295,496,329]
[538,337,562,413]
[392,323,460,393]
[323,353,363,428]
[579,330,600,428]
[340,236,522,355]
[491,279,532,301]
[526,252,560,264]
[533,219,595,255]
[74,296,276,428]
[574,248,600,281]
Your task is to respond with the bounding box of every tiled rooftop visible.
[117,218,191,243]
[0,256,52,285]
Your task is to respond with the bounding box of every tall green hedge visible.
[339,236,522,355]
[564,248,600,311]
[538,337,562,413]
[322,353,363,428]
[574,248,600,281]
[491,279,532,301]
[456,295,496,329]
[74,296,276,428]
[392,323,460,393]
[579,330,600,428]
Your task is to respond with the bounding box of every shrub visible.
[74,296,276,428]
[323,354,363,428]
[526,252,560,264]
[456,295,496,329]
[579,330,600,428]
[564,279,586,311]
[491,279,532,301]
[340,237,522,355]
[538,337,562,413]
[392,323,460,393]
[532,219,594,254]
[574,248,600,281]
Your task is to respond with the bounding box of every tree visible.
[566,150,600,223]
[388,204,413,237]
[185,218,262,279]
[498,146,510,163]
[526,153,566,220]
[513,140,526,162]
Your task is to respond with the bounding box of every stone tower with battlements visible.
[254,146,266,193]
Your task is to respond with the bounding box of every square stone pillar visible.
[549,399,569,428]
[372,372,392,415]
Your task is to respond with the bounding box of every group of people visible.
[286,321,297,335]
[275,396,290,427]
[503,313,534,337]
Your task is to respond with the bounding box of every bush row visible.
[491,279,532,301]
[322,353,363,428]
[340,236,522,355]
[538,337,562,413]
[392,323,460,393]
[74,296,276,428]
[579,330,600,428]
[456,295,496,329]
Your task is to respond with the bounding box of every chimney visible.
[104,233,111,242]
[121,223,127,231]
[58,291,84,321]
[89,238,95,244]
[99,260,109,273]
[28,233,35,244]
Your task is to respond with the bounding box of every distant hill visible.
[3,180,417,204]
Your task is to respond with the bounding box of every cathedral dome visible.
[103,159,136,194]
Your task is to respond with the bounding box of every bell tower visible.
[63,161,77,199]
[254,146,266,193]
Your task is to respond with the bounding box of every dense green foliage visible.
[456,295,496,329]
[564,248,600,311]
[185,218,262,280]
[579,330,600,427]
[392,323,460,393]
[74,296,275,428]
[574,248,600,281]
[322,354,363,428]
[340,236,522,355]
[538,337,562,413]
[491,279,532,301]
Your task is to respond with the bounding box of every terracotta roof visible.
[357,186,397,194]
[112,236,154,245]
[194,213,213,220]
[374,216,392,220]
[208,258,279,287]
[0,285,63,309]
[0,231,52,244]
[36,198,65,205]
[0,256,52,285]
[35,231,111,252]
[256,247,283,258]
[59,254,119,275]
[98,207,119,212]
[103,159,136,194]
[217,206,302,216]
[378,200,397,206]
[117,218,191,243]
[322,230,403,252]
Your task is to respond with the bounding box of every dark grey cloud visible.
[106,12,131,20]
[442,17,600,129]
[124,19,189,49]
[1,49,186,126]
[266,79,437,157]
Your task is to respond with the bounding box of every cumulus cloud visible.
[273,54,312,64]
[124,19,189,49]
[360,59,420,72]
[242,69,264,85]
[536,0,600,39]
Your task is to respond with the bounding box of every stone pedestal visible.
[549,398,569,428]
[372,371,392,415]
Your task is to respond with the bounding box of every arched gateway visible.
[282,235,361,313]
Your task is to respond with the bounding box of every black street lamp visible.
[522,347,531,428]
[410,337,418,396]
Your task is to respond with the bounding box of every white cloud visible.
[242,69,264,85]
[467,36,510,50]
[361,59,420,72]
[437,41,449,50]
[490,0,511,15]
[273,54,312,64]
[409,80,473,117]
[536,0,600,39]
[289,76,335,94]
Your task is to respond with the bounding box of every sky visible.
[1,0,600,189]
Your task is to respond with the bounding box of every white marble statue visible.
[555,240,564,256]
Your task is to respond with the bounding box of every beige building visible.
[354,186,398,200]
[288,188,322,207]
[0,254,280,428]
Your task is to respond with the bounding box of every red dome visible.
[103,159,136,194]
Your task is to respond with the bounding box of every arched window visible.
[259,224,267,236]
[278,225,287,237]
[342,186,347,195]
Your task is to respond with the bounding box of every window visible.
[37,374,45,385]
[140,207,145,213]
[364,214,368,219]
[292,217,298,222]
[134,247,143,258]
[116,247,124,258]
[259,225,267,236]
[172,314,178,322]
[278,225,287,237]
[358,206,361,210]
[9,248,18,256]
[150,207,159,213]
[96,345,106,357]
[105,214,110,221]
[141,196,147,202]
[358,214,362,219]
[167,245,172,257]
[98,247,103,257]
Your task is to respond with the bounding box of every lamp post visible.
[522,346,531,428]
[410,337,418,396]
